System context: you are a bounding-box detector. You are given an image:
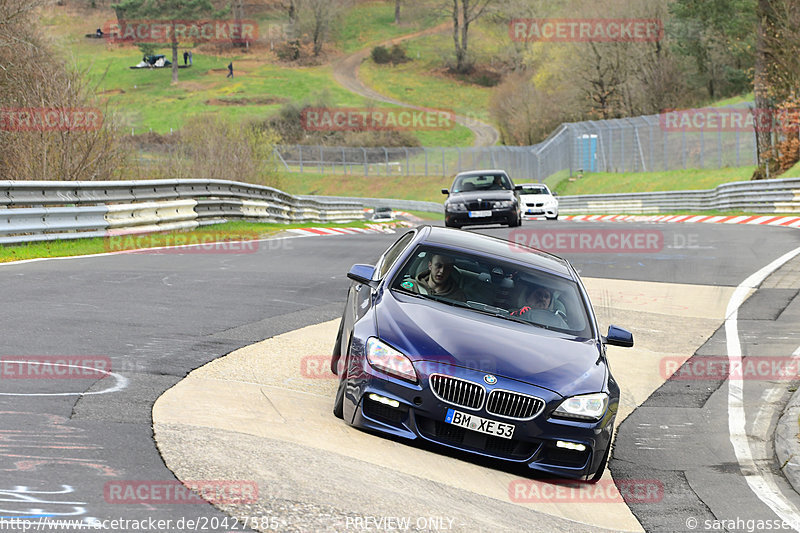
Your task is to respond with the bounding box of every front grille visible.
[466,201,493,211]
[486,390,544,420]
[429,374,485,410]
[417,417,539,460]
[526,202,544,208]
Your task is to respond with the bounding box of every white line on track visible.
[0,234,309,268]
[0,362,129,396]
[725,245,800,531]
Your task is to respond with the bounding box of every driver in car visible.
[404,254,466,301]
[512,285,552,315]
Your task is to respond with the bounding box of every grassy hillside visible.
[40,2,471,145]
[547,167,757,196]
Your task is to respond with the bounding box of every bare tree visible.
[395,0,401,24]
[298,0,347,57]
[429,0,494,73]
[1,0,127,180]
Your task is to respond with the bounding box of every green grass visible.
[279,170,452,202]
[0,219,388,263]
[709,93,754,107]
[782,160,800,177]
[552,166,757,195]
[39,3,467,143]
[359,32,495,125]
[336,3,442,53]
[403,209,443,220]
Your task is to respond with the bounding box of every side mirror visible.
[347,264,378,286]
[514,185,523,191]
[552,192,559,197]
[603,325,633,347]
[441,189,449,195]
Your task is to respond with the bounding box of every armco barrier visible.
[557,177,800,214]
[301,195,444,214]
[0,180,365,245]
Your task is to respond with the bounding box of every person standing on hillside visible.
[227,62,233,78]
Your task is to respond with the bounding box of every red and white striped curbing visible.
[562,214,800,228]
[288,221,414,237]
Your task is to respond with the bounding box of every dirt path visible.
[331,23,500,147]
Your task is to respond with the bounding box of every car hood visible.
[520,194,557,204]
[446,190,515,203]
[376,291,606,397]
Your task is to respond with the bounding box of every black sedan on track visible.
[442,170,522,229]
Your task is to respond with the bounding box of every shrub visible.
[389,44,409,64]
[371,45,391,64]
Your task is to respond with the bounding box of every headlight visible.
[552,393,608,421]
[494,201,512,208]
[447,202,467,212]
[365,338,417,383]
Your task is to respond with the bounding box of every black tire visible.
[330,319,344,374]
[332,377,346,419]
[508,212,521,228]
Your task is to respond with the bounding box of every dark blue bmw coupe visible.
[331,226,633,481]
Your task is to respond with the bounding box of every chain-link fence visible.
[272,145,538,179]
[273,104,760,182]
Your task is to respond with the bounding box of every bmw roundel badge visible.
[484,374,497,385]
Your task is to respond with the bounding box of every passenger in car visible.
[407,254,466,301]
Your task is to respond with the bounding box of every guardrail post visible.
[682,127,687,169]
[700,125,705,168]
[405,148,409,177]
[299,145,304,173]
[362,148,368,176]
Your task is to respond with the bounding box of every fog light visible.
[368,393,400,408]
[556,440,586,452]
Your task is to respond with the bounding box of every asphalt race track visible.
[1,221,800,532]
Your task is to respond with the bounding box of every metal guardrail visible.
[557,177,800,214]
[301,196,444,214]
[0,179,365,245]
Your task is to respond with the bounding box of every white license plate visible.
[468,210,492,218]
[445,408,514,439]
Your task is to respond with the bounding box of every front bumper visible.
[522,205,558,219]
[343,359,614,480]
[445,207,517,227]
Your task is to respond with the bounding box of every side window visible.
[376,231,415,279]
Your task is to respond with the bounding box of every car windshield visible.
[390,245,593,338]
[522,186,548,195]
[452,174,511,193]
